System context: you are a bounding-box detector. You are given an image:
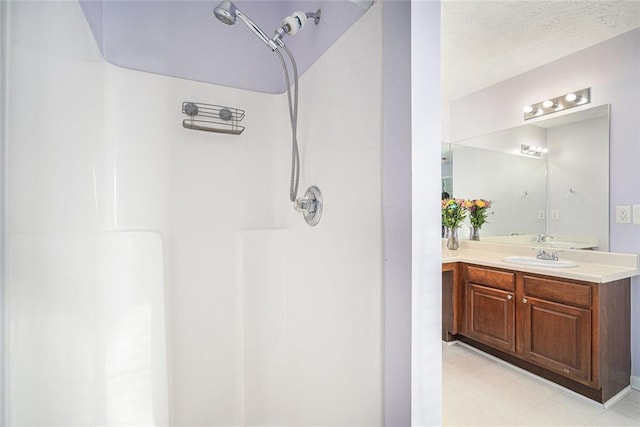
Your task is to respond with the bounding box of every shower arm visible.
[305,10,321,25]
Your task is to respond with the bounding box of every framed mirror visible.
[442,104,610,251]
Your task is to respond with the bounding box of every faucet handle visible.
[536,249,559,260]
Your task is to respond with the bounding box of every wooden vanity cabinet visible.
[441,262,632,403]
[521,275,593,386]
[442,262,462,341]
[466,266,516,353]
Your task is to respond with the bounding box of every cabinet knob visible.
[522,298,528,304]
[507,295,513,300]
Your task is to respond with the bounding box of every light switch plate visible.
[616,205,631,224]
[537,210,545,220]
[551,210,559,220]
[633,205,640,224]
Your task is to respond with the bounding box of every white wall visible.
[449,28,640,386]
[5,1,386,425]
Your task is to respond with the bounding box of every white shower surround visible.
[4,1,384,425]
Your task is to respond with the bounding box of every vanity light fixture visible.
[523,87,590,120]
[565,93,579,102]
[521,144,548,157]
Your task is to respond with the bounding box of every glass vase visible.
[446,227,459,250]
[470,226,480,241]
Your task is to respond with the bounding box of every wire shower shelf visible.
[181,102,245,135]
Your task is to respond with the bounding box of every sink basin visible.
[502,256,578,268]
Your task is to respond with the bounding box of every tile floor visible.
[443,341,640,426]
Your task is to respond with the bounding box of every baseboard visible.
[603,386,631,409]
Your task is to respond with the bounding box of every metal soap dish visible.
[181,102,245,135]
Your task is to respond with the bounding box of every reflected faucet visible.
[535,234,554,243]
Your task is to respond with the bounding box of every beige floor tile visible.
[590,410,639,426]
[443,342,639,427]
[621,388,640,404]
[550,390,607,421]
[609,396,640,421]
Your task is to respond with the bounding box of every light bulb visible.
[542,100,555,108]
[565,93,577,102]
[523,105,535,114]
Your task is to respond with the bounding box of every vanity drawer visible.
[467,265,515,291]
[523,275,592,308]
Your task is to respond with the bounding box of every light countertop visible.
[442,240,639,283]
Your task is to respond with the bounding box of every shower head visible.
[213,0,236,25]
[213,0,278,50]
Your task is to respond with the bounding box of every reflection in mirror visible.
[441,145,453,197]
[443,104,610,251]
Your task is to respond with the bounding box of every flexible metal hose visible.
[275,46,300,202]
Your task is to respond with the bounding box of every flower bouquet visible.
[442,198,467,249]
[465,199,492,240]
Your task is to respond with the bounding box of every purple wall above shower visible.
[78,0,369,94]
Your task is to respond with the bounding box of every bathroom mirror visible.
[443,104,610,251]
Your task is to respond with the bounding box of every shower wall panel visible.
[8,232,168,425]
[241,2,383,425]
[166,77,278,424]
[6,2,169,424]
[6,0,383,425]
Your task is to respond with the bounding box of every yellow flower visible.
[476,200,486,208]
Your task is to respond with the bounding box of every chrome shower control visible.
[295,186,323,226]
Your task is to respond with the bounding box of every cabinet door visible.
[466,283,516,353]
[522,297,592,385]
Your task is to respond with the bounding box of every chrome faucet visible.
[536,249,558,261]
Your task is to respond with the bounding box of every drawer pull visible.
[522,298,528,304]
[507,295,513,300]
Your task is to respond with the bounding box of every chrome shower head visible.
[213,0,237,25]
[213,0,278,50]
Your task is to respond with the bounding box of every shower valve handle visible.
[294,197,316,214]
[294,186,323,226]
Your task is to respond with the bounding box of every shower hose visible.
[275,45,300,203]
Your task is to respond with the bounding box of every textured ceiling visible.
[442,0,640,102]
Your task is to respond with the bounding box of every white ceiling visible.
[442,0,640,102]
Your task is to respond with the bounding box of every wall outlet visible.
[537,210,545,220]
[634,205,640,225]
[616,205,631,224]
[551,210,559,220]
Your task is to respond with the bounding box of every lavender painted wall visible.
[79,0,368,94]
[449,28,640,384]
[0,1,8,423]
[383,1,412,424]
[412,0,442,425]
